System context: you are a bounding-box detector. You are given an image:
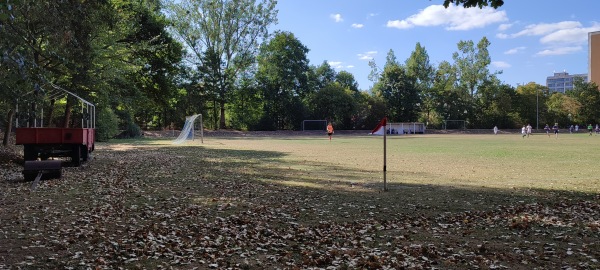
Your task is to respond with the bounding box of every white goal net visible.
[443,120,466,130]
[173,114,203,144]
[302,120,327,131]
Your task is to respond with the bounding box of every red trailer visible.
[16,127,95,166]
[15,83,95,181]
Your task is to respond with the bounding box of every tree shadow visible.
[2,141,599,269]
[93,143,598,220]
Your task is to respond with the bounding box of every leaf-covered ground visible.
[0,134,599,269]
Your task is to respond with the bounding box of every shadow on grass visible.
[95,142,598,221]
[2,141,599,269]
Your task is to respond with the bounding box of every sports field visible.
[195,132,600,193]
[1,132,599,269]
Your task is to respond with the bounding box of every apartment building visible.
[546,72,588,93]
[589,31,600,87]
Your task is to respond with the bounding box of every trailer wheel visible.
[23,145,38,161]
[49,169,62,179]
[81,145,89,162]
[71,145,81,166]
[23,172,38,182]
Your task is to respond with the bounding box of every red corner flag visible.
[370,117,388,191]
[370,117,387,135]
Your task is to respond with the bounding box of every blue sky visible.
[273,0,600,91]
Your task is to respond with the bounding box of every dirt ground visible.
[1,131,598,269]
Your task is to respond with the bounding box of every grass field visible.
[198,133,600,193]
[1,132,599,269]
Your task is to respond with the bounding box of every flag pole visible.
[383,119,387,191]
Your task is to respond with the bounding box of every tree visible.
[85,0,185,130]
[475,79,518,128]
[546,93,580,127]
[313,61,336,90]
[165,0,278,129]
[335,71,359,92]
[515,82,548,129]
[376,53,420,122]
[405,42,435,124]
[255,31,310,130]
[125,1,183,129]
[310,83,356,129]
[229,72,263,130]
[49,0,115,128]
[1,0,187,135]
[431,60,462,126]
[353,93,387,130]
[569,79,600,125]
[95,107,120,141]
[406,43,434,88]
[385,49,399,67]
[0,0,117,130]
[368,59,380,85]
[198,48,226,129]
[452,37,492,98]
[443,0,504,9]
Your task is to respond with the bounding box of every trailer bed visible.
[16,128,94,146]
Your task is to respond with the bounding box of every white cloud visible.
[511,21,581,38]
[387,20,413,29]
[497,23,513,31]
[328,61,344,69]
[540,28,586,45]
[326,62,355,70]
[496,33,509,39]
[504,46,526,54]
[491,61,511,68]
[535,46,582,56]
[502,21,600,52]
[357,51,377,60]
[330,13,343,23]
[540,24,600,45]
[351,23,364,29]
[386,5,507,31]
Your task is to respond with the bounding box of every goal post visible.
[302,120,327,131]
[173,114,203,144]
[443,120,466,130]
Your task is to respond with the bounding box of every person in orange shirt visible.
[326,122,334,141]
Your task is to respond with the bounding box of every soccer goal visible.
[443,120,466,130]
[173,114,203,144]
[302,120,327,131]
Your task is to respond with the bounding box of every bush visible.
[118,121,143,139]
[95,107,119,142]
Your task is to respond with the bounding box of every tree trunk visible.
[162,109,166,130]
[28,102,36,127]
[3,109,15,146]
[46,99,56,127]
[219,100,226,129]
[63,98,73,128]
[213,100,218,129]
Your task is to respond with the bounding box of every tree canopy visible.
[5,0,600,141]
[442,0,504,9]
[164,0,278,129]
